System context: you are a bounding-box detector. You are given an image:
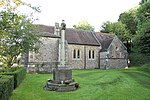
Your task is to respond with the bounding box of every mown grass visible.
[10,67,150,100]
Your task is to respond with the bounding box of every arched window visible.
[92,50,94,59]
[73,49,80,59]
[77,49,80,58]
[73,49,76,58]
[89,49,95,59]
[89,50,91,59]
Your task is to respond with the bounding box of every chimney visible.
[54,23,60,36]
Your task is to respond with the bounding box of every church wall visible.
[100,36,128,69]
[85,46,100,69]
[67,44,100,69]
[28,37,59,73]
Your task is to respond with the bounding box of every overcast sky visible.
[21,0,141,31]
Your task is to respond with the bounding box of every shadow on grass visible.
[123,71,150,89]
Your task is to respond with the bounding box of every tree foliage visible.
[133,1,150,53]
[73,20,94,31]
[118,7,138,35]
[0,0,40,12]
[101,21,130,42]
[0,11,40,68]
[140,0,150,4]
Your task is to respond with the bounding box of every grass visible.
[10,67,150,100]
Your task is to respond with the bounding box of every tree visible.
[101,21,131,52]
[137,30,150,53]
[73,20,94,31]
[140,0,150,4]
[0,11,40,68]
[0,0,40,12]
[133,1,150,53]
[101,21,130,41]
[118,7,138,36]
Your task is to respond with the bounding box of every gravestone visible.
[44,20,79,92]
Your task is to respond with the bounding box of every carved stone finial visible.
[61,20,66,30]
[55,23,59,29]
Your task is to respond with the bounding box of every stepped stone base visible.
[44,68,79,92]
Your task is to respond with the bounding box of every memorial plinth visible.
[44,68,79,92]
[53,68,72,82]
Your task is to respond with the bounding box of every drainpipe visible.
[98,50,100,69]
[84,46,86,69]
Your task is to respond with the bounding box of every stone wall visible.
[67,44,100,69]
[28,37,59,73]
[100,36,128,69]
[100,58,128,69]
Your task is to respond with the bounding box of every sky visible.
[21,0,141,31]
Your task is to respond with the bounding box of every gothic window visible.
[89,49,95,59]
[73,49,80,59]
[73,49,76,58]
[77,49,80,58]
[89,50,91,59]
[92,50,94,59]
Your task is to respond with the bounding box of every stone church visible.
[26,21,128,73]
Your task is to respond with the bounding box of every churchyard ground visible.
[10,66,150,100]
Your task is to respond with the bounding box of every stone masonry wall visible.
[28,37,59,73]
[100,36,128,69]
[67,44,100,69]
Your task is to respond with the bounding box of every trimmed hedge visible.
[0,75,14,100]
[0,67,26,89]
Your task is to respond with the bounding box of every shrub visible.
[129,53,150,66]
[0,67,26,89]
[0,75,14,100]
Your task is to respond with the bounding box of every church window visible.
[89,49,95,59]
[77,49,80,58]
[89,50,91,59]
[73,49,80,59]
[92,50,95,59]
[73,49,76,58]
[116,47,119,51]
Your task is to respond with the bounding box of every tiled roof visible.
[34,25,54,33]
[34,24,100,46]
[96,32,115,52]
[38,32,61,38]
[65,29,100,46]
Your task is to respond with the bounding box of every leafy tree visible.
[0,11,40,68]
[133,1,150,53]
[136,1,150,35]
[137,30,150,53]
[118,7,138,35]
[140,0,150,4]
[73,20,94,31]
[101,21,130,42]
[101,21,131,52]
[0,0,40,12]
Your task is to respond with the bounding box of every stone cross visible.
[59,20,66,67]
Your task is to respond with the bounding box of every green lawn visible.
[10,67,150,100]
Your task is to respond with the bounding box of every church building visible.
[26,21,128,73]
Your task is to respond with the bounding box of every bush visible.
[0,67,26,89]
[129,53,150,66]
[0,75,14,100]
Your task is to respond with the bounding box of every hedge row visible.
[0,75,14,100]
[0,67,27,89]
